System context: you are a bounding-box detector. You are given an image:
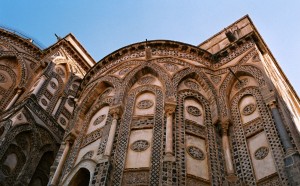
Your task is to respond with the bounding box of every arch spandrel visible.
[79,40,212,94]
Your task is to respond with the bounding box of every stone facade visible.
[0,15,300,186]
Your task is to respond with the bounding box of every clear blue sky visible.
[1,1,300,95]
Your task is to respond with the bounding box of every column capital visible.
[164,101,177,116]
[64,129,78,144]
[109,105,123,119]
[221,118,231,135]
[263,91,277,109]
[267,100,277,109]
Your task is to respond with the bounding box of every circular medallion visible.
[93,114,106,126]
[67,98,74,107]
[186,106,201,116]
[50,81,57,89]
[59,117,66,125]
[184,80,199,90]
[254,146,269,160]
[242,103,256,116]
[130,140,150,152]
[119,67,132,75]
[163,63,178,72]
[137,100,154,109]
[41,98,48,106]
[187,146,205,160]
[56,67,65,77]
[0,73,7,83]
[30,63,36,69]
[138,76,155,85]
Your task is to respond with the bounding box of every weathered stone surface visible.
[0,15,299,186]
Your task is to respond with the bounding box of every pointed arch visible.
[174,68,219,123]
[61,160,95,186]
[175,89,224,185]
[219,65,269,118]
[117,63,174,104]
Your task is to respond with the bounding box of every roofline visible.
[247,16,300,103]
[43,33,96,67]
[0,27,43,57]
[198,14,250,47]
[78,39,213,94]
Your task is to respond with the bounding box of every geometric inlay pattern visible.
[119,67,132,75]
[0,73,7,83]
[56,67,65,77]
[138,76,155,85]
[254,146,269,160]
[186,106,201,116]
[59,117,66,125]
[130,140,150,152]
[41,98,48,106]
[137,100,154,109]
[184,80,199,90]
[93,115,106,126]
[50,81,57,89]
[163,63,178,72]
[242,103,256,116]
[210,75,221,85]
[186,146,205,160]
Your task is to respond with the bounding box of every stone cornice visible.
[0,28,43,59]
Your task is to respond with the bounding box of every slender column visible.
[103,105,122,157]
[5,88,23,110]
[267,100,294,154]
[52,97,63,116]
[221,119,235,175]
[32,75,46,95]
[164,101,176,161]
[50,132,76,186]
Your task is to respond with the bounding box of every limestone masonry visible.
[0,15,300,185]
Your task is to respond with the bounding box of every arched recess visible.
[0,124,33,160]
[175,88,223,186]
[0,52,28,86]
[0,57,19,109]
[76,76,119,120]
[112,85,164,186]
[69,168,91,186]
[174,70,219,123]
[117,64,173,104]
[219,65,270,119]
[229,87,288,185]
[28,151,55,186]
[60,95,114,179]
[0,144,26,185]
[61,160,95,186]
